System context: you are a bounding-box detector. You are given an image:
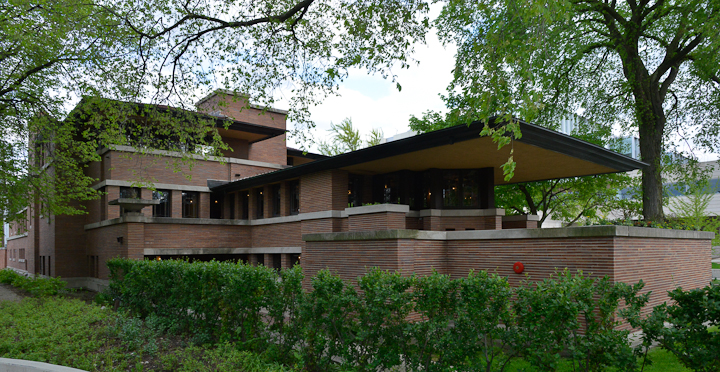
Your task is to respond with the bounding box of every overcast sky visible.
[285,25,457,151]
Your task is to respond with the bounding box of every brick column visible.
[263,186,272,219]
[141,188,153,217]
[107,186,120,219]
[281,253,292,269]
[126,223,145,260]
[171,190,182,218]
[199,193,210,219]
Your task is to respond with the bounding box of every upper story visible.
[76,91,325,226]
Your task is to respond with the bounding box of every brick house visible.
[3,91,712,309]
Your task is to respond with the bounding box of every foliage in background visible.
[317,118,384,156]
[410,112,634,227]
[668,180,720,245]
[0,269,66,296]
[431,0,720,221]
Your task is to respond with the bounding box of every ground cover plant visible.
[0,288,290,371]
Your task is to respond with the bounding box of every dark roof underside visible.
[212,118,647,193]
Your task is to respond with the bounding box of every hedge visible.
[105,258,720,372]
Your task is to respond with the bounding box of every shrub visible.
[107,259,657,371]
[0,268,66,296]
[643,284,720,372]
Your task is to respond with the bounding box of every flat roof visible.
[68,98,286,144]
[212,118,647,193]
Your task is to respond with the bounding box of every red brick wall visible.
[348,212,407,231]
[143,224,251,249]
[613,237,710,317]
[251,222,302,248]
[302,239,404,288]
[423,216,502,231]
[53,200,88,278]
[221,138,249,159]
[304,234,711,316]
[195,93,287,166]
[85,224,127,279]
[300,170,348,213]
[0,249,6,269]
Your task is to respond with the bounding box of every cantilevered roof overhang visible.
[211,118,647,193]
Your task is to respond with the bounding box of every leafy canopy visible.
[433,0,720,220]
[0,0,431,222]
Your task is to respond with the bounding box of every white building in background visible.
[380,129,417,144]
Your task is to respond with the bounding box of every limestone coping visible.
[303,225,715,242]
[406,208,506,217]
[99,145,285,169]
[144,247,301,255]
[502,214,541,222]
[345,204,410,216]
[0,358,87,372]
[108,198,160,213]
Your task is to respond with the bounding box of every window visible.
[288,180,300,215]
[241,191,249,219]
[153,190,171,217]
[228,193,235,219]
[210,193,224,219]
[182,191,199,218]
[120,187,142,216]
[256,254,265,266]
[289,253,300,267]
[348,175,364,207]
[255,188,264,219]
[272,254,282,270]
[383,174,399,204]
[442,171,461,207]
[272,184,281,217]
[442,170,480,208]
[120,187,141,199]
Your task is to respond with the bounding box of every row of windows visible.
[117,181,301,220]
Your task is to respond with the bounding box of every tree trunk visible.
[636,91,666,221]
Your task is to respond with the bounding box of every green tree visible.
[434,0,720,221]
[108,0,429,144]
[0,0,142,222]
[318,118,384,156]
[0,0,429,222]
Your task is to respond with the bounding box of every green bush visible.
[0,268,66,296]
[107,259,664,371]
[642,284,720,372]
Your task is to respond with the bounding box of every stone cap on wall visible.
[345,204,410,216]
[407,208,506,218]
[502,214,540,222]
[303,225,715,242]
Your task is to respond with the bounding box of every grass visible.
[499,348,690,372]
[712,262,720,269]
[0,297,289,371]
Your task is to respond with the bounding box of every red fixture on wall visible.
[513,262,525,274]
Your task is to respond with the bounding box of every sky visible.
[285,25,457,151]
